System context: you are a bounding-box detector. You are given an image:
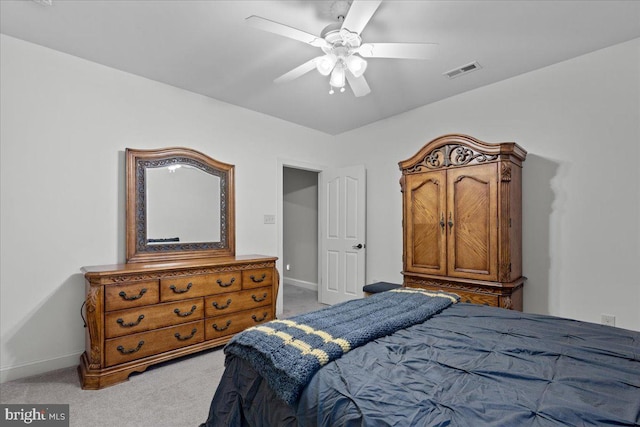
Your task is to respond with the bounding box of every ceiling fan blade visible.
[357,43,438,59]
[346,72,371,97]
[341,0,382,35]
[274,58,318,84]
[246,15,328,48]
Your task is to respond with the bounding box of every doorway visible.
[277,160,367,316]
[277,159,325,316]
[283,166,320,301]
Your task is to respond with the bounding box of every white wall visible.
[0,35,336,382]
[335,38,640,331]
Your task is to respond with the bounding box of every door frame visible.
[276,158,326,317]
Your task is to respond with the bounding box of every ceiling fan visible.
[246,0,437,97]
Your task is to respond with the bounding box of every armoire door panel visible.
[447,163,498,280]
[405,171,446,274]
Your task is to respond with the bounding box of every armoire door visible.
[446,163,498,281]
[404,170,447,275]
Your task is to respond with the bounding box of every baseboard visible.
[283,277,318,292]
[0,350,83,384]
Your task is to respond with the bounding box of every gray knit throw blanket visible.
[224,288,459,405]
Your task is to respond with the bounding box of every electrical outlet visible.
[601,314,615,327]
[286,264,291,271]
[263,214,275,224]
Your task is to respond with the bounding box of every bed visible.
[200,289,640,426]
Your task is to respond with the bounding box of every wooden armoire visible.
[399,134,526,310]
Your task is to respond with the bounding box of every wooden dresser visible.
[399,134,526,310]
[79,255,277,389]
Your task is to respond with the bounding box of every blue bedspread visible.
[224,288,458,405]
[203,303,640,427]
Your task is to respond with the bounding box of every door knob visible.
[352,243,364,249]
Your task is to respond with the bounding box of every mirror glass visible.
[146,164,221,244]
[126,147,235,263]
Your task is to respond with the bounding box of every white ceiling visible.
[2,0,639,135]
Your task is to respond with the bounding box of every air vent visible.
[32,0,53,5]
[443,61,482,79]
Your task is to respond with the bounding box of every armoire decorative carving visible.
[399,134,526,310]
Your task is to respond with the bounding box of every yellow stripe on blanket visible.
[390,288,459,303]
[252,326,332,365]
[271,319,352,353]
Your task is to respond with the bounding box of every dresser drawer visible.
[241,268,273,289]
[105,320,204,367]
[105,298,204,339]
[205,308,272,340]
[204,287,272,317]
[104,281,160,311]
[160,272,242,302]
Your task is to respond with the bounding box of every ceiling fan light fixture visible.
[329,63,346,88]
[316,54,338,76]
[345,54,367,78]
[247,0,436,97]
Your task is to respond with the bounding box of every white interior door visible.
[319,165,366,305]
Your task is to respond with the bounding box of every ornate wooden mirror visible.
[125,147,235,263]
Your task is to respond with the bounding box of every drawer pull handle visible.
[117,340,144,354]
[174,305,197,317]
[216,277,236,288]
[252,293,268,302]
[212,299,232,310]
[252,312,268,322]
[117,315,145,328]
[212,320,232,331]
[169,283,192,294]
[174,328,197,341]
[250,274,267,283]
[119,288,147,301]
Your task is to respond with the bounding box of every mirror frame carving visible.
[125,147,235,263]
